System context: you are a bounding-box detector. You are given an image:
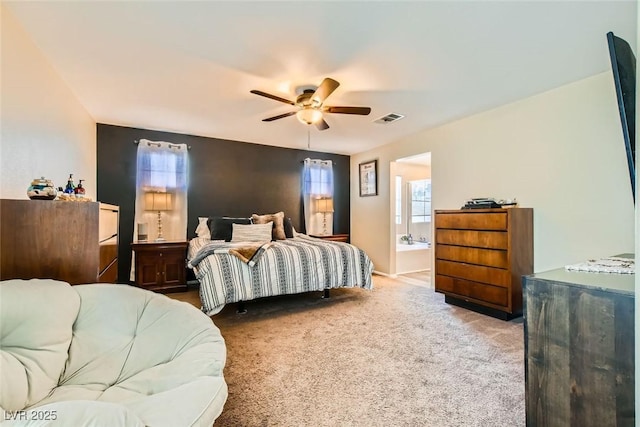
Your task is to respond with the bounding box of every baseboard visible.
[373,270,397,278]
[397,268,431,275]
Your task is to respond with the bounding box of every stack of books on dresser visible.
[461,198,518,209]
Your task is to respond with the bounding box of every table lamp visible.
[315,197,334,235]
[145,192,173,241]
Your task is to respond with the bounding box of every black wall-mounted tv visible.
[606,31,636,203]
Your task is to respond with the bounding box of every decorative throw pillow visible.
[283,217,294,239]
[208,217,252,242]
[231,222,273,242]
[195,217,210,238]
[251,211,286,240]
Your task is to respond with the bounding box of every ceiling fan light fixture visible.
[296,108,323,125]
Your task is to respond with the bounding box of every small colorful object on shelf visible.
[27,177,57,200]
[74,179,86,198]
[64,174,76,194]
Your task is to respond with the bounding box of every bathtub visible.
[396,239,431,274]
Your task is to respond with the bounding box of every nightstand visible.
[131,241,188,293]
[310,234,349,243]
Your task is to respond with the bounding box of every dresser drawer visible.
[435,259,510,287]
[435,212,507,231]
[99,237,118,271]
[436,229,508,250]
[435,275,508,307]
[437,244,508,268]
[98,259,118,283]
[99,204,119,243]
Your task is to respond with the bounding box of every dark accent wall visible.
[97,124,350,283]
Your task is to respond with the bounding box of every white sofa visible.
[0,279,227,426]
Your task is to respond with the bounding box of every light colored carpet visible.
[173,275,525,427]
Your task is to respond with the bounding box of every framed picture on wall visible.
[359,159,378,197]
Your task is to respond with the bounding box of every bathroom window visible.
[395,176,402,225]
[411,179,431,223]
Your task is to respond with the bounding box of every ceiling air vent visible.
[374,113,405,124]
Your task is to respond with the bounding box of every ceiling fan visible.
[250,77,371,131]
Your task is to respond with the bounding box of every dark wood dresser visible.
[310,234,349,243]
[0,199,119,284]
[131,241,188,293]
[523,263,634,426]
[434,208,533,319]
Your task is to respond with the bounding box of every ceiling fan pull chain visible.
[307,127,311,149]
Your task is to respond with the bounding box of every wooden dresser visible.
[310,234,349,243]
[523,263,634,426]
[434,208,533,319]
[0,199,119,284]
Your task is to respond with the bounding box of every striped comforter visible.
[188,235,374,315]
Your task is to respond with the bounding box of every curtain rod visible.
[300,159,337,164]
[134,140,191,150]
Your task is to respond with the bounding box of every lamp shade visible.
[145,192,173,211]
[315,198,334,213]
[296,108,323,125]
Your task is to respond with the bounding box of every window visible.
[303,159,333,197]
[302,158,334,235]
[137,144,188,192]
[395,176,402,225]
[410,179,431,223]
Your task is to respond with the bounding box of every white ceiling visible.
[5,1,637,155]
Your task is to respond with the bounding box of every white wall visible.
[1,6,96,200]
[352,73,635,274]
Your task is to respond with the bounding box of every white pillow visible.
[195,217,210,238]
[231,222,273,242]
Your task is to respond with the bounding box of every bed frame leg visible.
[236,301,247,314]
[322,289,330,299]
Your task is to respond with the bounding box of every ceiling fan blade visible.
[262,111,297,122]
[250,90,295,105]
[315,118,330,131]
[311,78,340,105]
[325,106,372,115]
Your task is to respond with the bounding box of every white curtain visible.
[130,139,189,279]
[302,158,334,235]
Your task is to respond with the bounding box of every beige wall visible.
[352,73,635,275]
[1,6,96,200]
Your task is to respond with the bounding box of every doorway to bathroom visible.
[392,153,432,287]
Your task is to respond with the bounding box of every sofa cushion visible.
[0,279,80,411]
[0,280,228,426]
[56,284,225,389]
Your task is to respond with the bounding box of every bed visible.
[187,234,374,315]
